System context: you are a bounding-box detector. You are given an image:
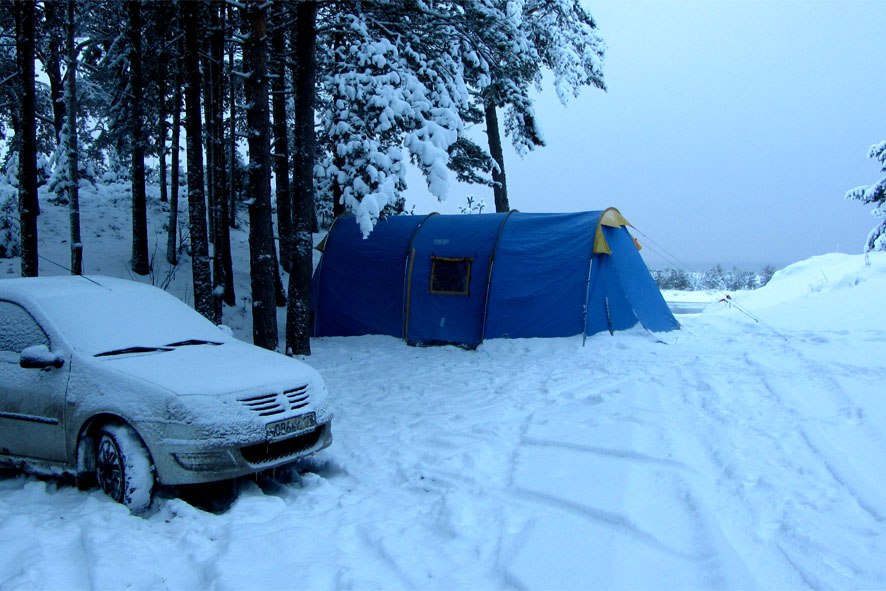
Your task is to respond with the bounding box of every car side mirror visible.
[20,345,65,370]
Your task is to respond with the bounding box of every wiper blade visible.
[165,339,223,347]
[95,346,173,357]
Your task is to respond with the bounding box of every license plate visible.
[266,412,316,441]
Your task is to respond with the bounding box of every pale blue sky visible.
[408,0,886,268]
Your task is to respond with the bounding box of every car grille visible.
[284,386,309,410]
[240,426,324,465]
[239,385,310,417]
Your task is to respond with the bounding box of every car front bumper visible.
[153,420,333,486]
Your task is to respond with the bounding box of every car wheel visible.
[95,423,155,512]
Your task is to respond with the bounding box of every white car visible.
[0,276,332,511]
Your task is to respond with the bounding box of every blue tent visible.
[311,209,679,348]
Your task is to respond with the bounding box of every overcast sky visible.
[406,0,886,269]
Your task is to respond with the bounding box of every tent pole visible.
[480,211,516,343]
[402,212,438,342]
[582,257,593,346]
[403,248,417,342]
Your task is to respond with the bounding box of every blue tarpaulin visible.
[312,210,679,348]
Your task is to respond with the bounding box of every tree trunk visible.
[210,1,235,308]
[203,36,215,246]
[242,1,278,350]
[182,0,215,321]
[167,36,182,266]
[271,9,293,273]
[128,0,149,275]
[157,52,168,204]
[66,0,82,275]
[485,100,510,213]
[15,0,39,277]
[286,0,317,356]
[219,5,236,306]
[228,8,238,230]
[42,1,65,144]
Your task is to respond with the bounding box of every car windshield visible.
[36,285,229,357]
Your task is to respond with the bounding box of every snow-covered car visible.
[0,276,332,511]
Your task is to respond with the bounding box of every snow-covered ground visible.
[2,187,885,589]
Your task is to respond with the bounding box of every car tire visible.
[95,423,156,513]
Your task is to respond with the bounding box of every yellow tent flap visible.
[592,207,632,255]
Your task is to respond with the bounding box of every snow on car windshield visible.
[37,283,228,356]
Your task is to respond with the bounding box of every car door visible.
[0,300,70,462]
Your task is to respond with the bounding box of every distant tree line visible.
[652,265,777,292]
[0,0,606,355]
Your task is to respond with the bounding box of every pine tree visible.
[482,0,606,212]
[65,0,81,274]
[286,0,318,357]
[166,30,183,267]
[316,6,472,234]
[14,0,38,277]
[241,0,278,351]
[127,0,149,276]
[846,140,886,252]
[269,3,292,273]
[35,0,65,144]
[182,0,214,322]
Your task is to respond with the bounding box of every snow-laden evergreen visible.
[318,12,471,235]
[846,139,886,252]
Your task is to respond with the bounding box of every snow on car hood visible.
[92,339,323,399]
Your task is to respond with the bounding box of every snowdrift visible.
[719,252,886,331]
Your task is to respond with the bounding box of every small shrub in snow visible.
[458,195,487,214]
[0,194,20,259]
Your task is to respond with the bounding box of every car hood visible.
[91,340,322,398]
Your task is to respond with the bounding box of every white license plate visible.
[266,412,316,441]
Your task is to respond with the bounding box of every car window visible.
[0,300,50,353]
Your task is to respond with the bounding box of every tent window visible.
[429,257,472,295]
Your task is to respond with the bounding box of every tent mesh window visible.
[429,257,472,295]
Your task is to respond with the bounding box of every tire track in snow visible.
[509,485,702,560]
[520,436,688,469]
[745,341,886,524]
[649,344,823,588]
[504,359,750,587]
[668,323,886,588]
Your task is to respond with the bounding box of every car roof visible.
[0,275,152,303]
[0,276,227,356]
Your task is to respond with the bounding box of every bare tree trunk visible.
[242,1,278,350]
[167,37,182,266]
[183,0,215,321]
[157,52,168,204]
[128,0,149,275]
[271,8,293,272]
[208,2,223,319]
[66,0,82,275]
[15,0,39,277]
[286,0,317,356]
[42,1,65,144]
[228,7,238,230]
[485,100,510,213]
[209,1,235,309]
[203,36,215,246]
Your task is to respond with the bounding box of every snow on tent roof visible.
[312,210,679,348]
